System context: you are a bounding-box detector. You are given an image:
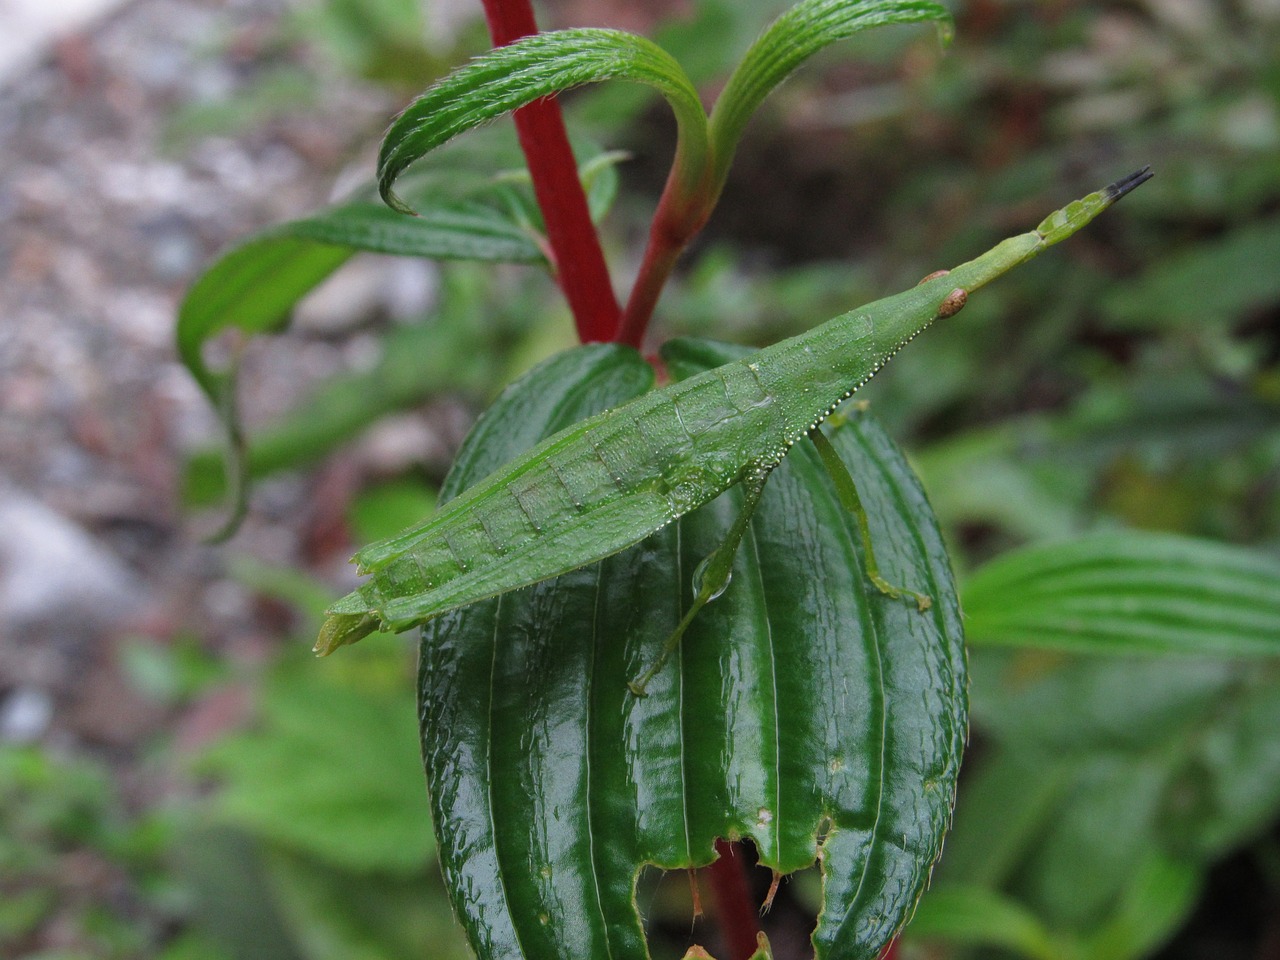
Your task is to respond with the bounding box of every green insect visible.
[318,168,1151,691]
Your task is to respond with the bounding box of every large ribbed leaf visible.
[963,531,1280,656]
[418,340,965,960]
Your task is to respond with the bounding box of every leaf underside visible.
[418,341,966,960]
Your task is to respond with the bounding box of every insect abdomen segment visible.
[320,171,1153,652]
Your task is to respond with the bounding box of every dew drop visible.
[692,554,731,602]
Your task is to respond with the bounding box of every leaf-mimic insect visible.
[318,169,1152,681]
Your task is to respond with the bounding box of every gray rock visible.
[0,485,144,633]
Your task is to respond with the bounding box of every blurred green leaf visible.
[939,651,1280,939]
[1084,851,1202,960]
[177,188,544,399]
[176,827,306,960]
[906,885,1060,960]
[119,636,227,706]
[347,480,438,546]
[177,165,548,537]
[204,666,432,875]
[228,557,335,626]
[1102,217,1280,329]
[264,848,470,960]
[963,531,1280,656]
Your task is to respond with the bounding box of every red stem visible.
[707,839,762,960]
[480,0,620,343]
[615,163,714,349]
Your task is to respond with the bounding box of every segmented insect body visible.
[318,169,1151,653]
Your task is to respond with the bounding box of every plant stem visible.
[616,171,714,349]
[706,839,762,960]
[479,0,620,343]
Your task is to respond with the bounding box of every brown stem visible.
[706,839,762,960]
[480,0,620,343]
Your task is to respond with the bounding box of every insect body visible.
[318,168,1151,654]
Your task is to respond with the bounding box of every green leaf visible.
[708,0,952,179]
[905,885,1061,960]
[1101,216,1280,329]
[1084,851,1201,960]
[181,314,477,507]
[176,177,545,538]
[942,652,1280,936]
[962,531,1280,657]
[177,187,543,400]
[417,340,965,960]
[263,848,471,960]
[204,664,433,875]
[378,29,708,214]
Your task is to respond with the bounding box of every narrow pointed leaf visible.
[962,531,1280,656]
[418,340,965,960]
[177,191,543,400]
[177,179,544,536]
[378,29,708,214]
[708,0,952,176]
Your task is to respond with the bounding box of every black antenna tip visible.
[1105,165,1153,202]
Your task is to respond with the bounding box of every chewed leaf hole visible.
[636,862,705,960]
[637,839,825,960]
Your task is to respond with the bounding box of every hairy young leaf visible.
[378,29,708,214]
[416,340,965,960]
[962,531,1280,656]
[708,0,952,177]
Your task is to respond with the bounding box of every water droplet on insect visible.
[692,555,731,601]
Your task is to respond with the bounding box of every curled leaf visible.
[378,29,708,214]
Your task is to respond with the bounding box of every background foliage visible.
[5,0,1279,958]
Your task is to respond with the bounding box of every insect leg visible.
[628,469,770,698]
[808,425,931,613]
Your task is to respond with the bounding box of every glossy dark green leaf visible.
[418,340,965,960]
[963,531,1280,657]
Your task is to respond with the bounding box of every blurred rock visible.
[0,0,127,86]
[293,256,438,333]
[0,485,144,632]
[0,684,54,742]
